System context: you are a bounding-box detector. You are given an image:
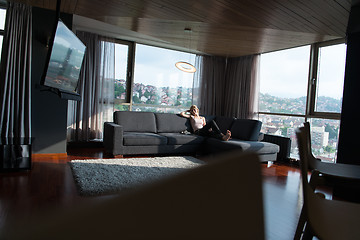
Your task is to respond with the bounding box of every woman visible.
[180,105,231,141]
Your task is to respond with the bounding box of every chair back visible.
[302,122,320,170]
[296,125,324,238]
[296,125,312,189]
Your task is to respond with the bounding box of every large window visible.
[259,40,346,162]
[132,44,196,113]
[259,45,310,158]
[259,45,310,115]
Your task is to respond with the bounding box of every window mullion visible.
[306,43,319,118]
[127,43,135,110]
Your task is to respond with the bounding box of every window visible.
[259,40,346,162]
[0,7,7,61]
[132,44,196,113]
[310,42,346,115]
[306,40,346,162]
[108,42,197,113]
[309,118,340,162]
[259,45,310,115]
[114,44,129,101]
[96,38,197,119]
[113,40,133,111]
[259,45,310,158]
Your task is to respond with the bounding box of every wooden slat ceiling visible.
[14,0,352,57]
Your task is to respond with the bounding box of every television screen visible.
[42,20,86,95]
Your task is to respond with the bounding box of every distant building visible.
[140,96,148,103]
[264,127,282,136]
[287,127,296,138]
[311,126,329,148]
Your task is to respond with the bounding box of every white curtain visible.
[192,55,202,108]
[0,2,32,144]
[67,32,114,142]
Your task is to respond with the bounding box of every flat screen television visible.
[41,19,86,101]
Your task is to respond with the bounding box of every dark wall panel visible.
[31,7,72,154]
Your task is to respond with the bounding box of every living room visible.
[1,1,360,239]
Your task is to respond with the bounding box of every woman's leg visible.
[208,120,232,141]
[205,120,226,140]
[207,120,222,134]
[197,120,231,141]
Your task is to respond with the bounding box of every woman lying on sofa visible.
[180,105,231,141]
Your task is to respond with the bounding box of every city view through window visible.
[259,43,346,162]
[114,43,196,113]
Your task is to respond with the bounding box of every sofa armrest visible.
[103,122,123,156]
[262,134,291,162]
[258,133,264,141]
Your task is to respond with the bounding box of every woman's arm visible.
[201,117,206,126]
[180,110,191,118]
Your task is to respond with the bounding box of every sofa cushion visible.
[155,113,191,133]
[215,116,236,134]
[206,138,280,154]
[230,119,262,141]
[158,133,205,145]
[114,111,157,133]
[123,132,167,146]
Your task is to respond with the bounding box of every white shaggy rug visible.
[69,156,204,196]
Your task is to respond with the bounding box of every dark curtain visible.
[192,55,227,116]
[0,2,32,144]
[223,54,260,118]
[193,54,260,119]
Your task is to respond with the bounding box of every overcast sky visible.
[260,44,346,100]
[115,40,346,100]
[0,9,5,29]
[116,44,195,89]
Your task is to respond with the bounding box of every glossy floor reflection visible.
[262,163,302,240]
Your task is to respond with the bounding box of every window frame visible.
[258,38,346,122]
[130,42,196,113]
[91,36,197,113]
[306,38,345,120]
[100,37,135,107]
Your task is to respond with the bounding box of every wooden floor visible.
[0,147,304,240]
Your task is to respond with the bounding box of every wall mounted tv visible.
[41,19,86,101]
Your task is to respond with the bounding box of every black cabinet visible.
[0,138,32,171]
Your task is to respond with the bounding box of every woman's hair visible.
[189,105,198,111]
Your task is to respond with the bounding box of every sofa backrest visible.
[113,111,262,140]
[113,111,157,133]
[214,116,236,134]
[230,119,262,141]
[155,113,192,133]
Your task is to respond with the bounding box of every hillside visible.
[259,93,342,114]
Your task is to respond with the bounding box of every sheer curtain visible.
[192,55,202,108]
[0,2,32,144]
[192,55,227,116]
[67,31,114,142]
[223,54,260,119]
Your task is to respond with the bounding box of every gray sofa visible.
[103,111,280,162]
